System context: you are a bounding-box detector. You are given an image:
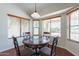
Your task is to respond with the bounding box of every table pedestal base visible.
[31,48,41,56]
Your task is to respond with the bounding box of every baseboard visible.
[1,45,24,53]
[65,48,76,56]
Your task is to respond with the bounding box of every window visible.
[42,17,61,37]
[50,17,61,37]
[33,21,39,35]
[8,16,20,38]
[68,10,79,42]
[42,20,50,33]
[21,19,29,36]
[8,15,29,38]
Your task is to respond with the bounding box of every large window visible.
[8,15,29,38]
[8,16,20,38]
[42,20,50,33]
[42,17,61,37]
[33,21,39,35]
[50,17,61,37]
[68,10,79,42]
[21,19,29,36]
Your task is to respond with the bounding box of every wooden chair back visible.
[50,37,58,56]
[43,32,50,40]
[12,37,21,56]
[23,32,30,39]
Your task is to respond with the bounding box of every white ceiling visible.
[14,3,78,18]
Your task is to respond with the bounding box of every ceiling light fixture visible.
[31,3,40,19]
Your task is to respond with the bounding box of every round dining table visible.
[22,35,50,56]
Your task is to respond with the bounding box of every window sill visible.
[8,36,24,39]
[67,39,79,43]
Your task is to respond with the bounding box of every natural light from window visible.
[68,10,79,42]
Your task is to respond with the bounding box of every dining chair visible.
[43,32,50,40]
[23,32,30,39]
[23,32,33,48]
[39,37,58,56]
[12,36,34,56]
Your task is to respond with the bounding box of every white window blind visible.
[8,16,20,38]
[50,17,61,37]
[8,15,29,38]
[21,19,29,36]
[42,20,50,33]
[68,10,79,42]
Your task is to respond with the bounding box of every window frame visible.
[50,17,61,37]
[42,16,61,37]
[68,9,79,43]
[33,20,40,35]
[42,19,51,33]
[8,14,30,39]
